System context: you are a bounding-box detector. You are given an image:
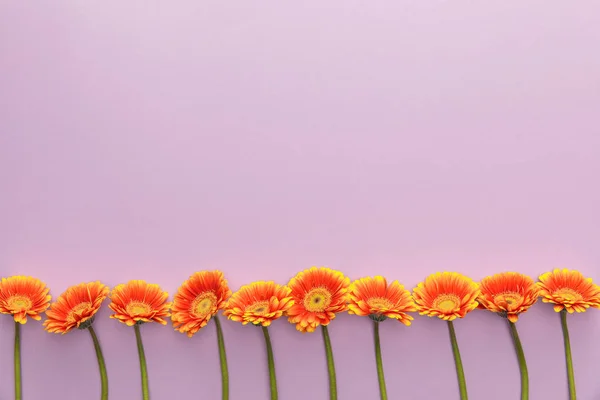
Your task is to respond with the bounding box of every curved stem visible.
[321,325,337,400]
[14,321,22,400]
[89,326,109,400]
[447,321,468,400]
[373,321,387,400]
[560,310,576,400]
[134,324,150,400]
[261,326,278,400]
[508,321,529,400]
[213,316,229,400]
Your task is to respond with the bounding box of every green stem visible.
[261,326,277,400]
[508,321,529,400]
[321,325,337,400]
[214,316,229,400]
[89,326,109,400]
[447,321,468,400]
[560,310,576,400]
[373,321,387,400]
[134,324,150,400]
[14,321,21,400]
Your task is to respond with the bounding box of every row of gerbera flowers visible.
[1,268,599,400]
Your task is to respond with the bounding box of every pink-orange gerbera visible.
[223,281,293,326]
[108,280,171,326]
[412,272,479,321]
[44,281,110,333]
[537,269,600,313]
[286,267,350,333]
[0,276,51,324]
[171,271,232,337]
[348,276,416,325]
[477,272,539,323]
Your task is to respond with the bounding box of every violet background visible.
[1,1,600,399]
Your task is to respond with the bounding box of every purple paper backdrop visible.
[1,1,600,399]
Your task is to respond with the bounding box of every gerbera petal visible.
[43,282,109,334]
[171,271,231,337]
[347,276,416,323]
[223,281,293,327]
[286,267,350,332]
[108,280,170,326]
[477,272,538,322]
[0,276,51,324]
[412,272,479,321]
[537,269,600,314]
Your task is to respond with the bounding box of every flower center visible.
[246,301,270,315]
[304,287,332,312]
[126,301,151,316]
[494,292,523,307]
[433,294,460,312]
[66,302,93,323]
[367,297,394,311]
[554,288,582,302]
[7,295,32,311]
[191,292,217,318]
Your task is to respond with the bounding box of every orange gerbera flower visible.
[108,280,171,326]
[412,272,479,321]
[44,281,110,334]
[537,269,600,313]
[0,276,51,324]
[286,267,350,332]
[477,272,539,323]
[348,276,417,325]
[171,270,232,337]
[223,281,293,326]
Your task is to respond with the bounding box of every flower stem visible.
[134,324,150,400]
[560,310,576,400]
[14,321,22,400]
[214,316,229,400]
[447,321,468,400]
[508,321,529,400]
[261,326,278,400]
[89,326,109,400]
[321,325,337,400]
[373,321,387,400]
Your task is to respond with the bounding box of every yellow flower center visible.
[494,292,523,306]
[433,294,460,312]
[246,301,270,315]
[554,288,582,302]
[367,297,394,311]
[127,301,151,316]
[191,292,217,318]
[66,302,93,323]
[7,295,32,311]
[304,287,332,312]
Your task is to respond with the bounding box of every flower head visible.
[286,267,350,332]
[0,276,51,324]
[348,276,416,324]
[537,269,600,313]
[223,281,293,327]
[171,271,232,337]
[477,272,539,323]
[108,280,171,326]
[412,272,479,321]
[44,281,109,333]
